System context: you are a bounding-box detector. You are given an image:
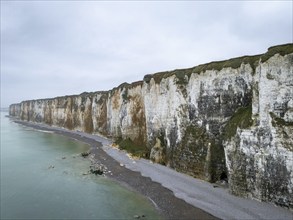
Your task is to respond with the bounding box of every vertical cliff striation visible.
[10,44,293,209]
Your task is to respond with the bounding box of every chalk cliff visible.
[10,44,293,209]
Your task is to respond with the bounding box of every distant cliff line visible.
[10,43,293,209]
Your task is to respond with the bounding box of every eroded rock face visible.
[9,44,293,209]
[225,53,293,208]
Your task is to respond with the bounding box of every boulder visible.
[81,151,90,158]
[90,163,106,175]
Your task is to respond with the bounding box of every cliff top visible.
[143,43,293,84]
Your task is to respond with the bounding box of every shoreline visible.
[12,119,217,220]
[11,119,293,220]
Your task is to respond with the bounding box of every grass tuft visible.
[115,137,149,158]
[223,106,253,140]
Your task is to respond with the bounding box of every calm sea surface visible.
[0,111,161,219]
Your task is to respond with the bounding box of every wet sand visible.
[12,119,293,220]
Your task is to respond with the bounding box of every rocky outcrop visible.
[9,44,293,209]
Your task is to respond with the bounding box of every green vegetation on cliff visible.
[270,112,293,127]
[223,105,253,140]
[115,137,150,158]
[261,43,293,62]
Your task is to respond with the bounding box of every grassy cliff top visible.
[143,43,293,84]
[112,80,144,91]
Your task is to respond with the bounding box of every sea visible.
[0,111,161,219]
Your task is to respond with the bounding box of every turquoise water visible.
[0,112,161,219]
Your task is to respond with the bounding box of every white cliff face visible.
[143,76,186,159]
[92,92,108,135]
[142,64,253,180]
[106,83,147,145]
[225,53,293,208]
[9,44,293,209]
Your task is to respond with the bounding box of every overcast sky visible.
[1,1,292,107]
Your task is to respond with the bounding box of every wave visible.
[33,129,55,134]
